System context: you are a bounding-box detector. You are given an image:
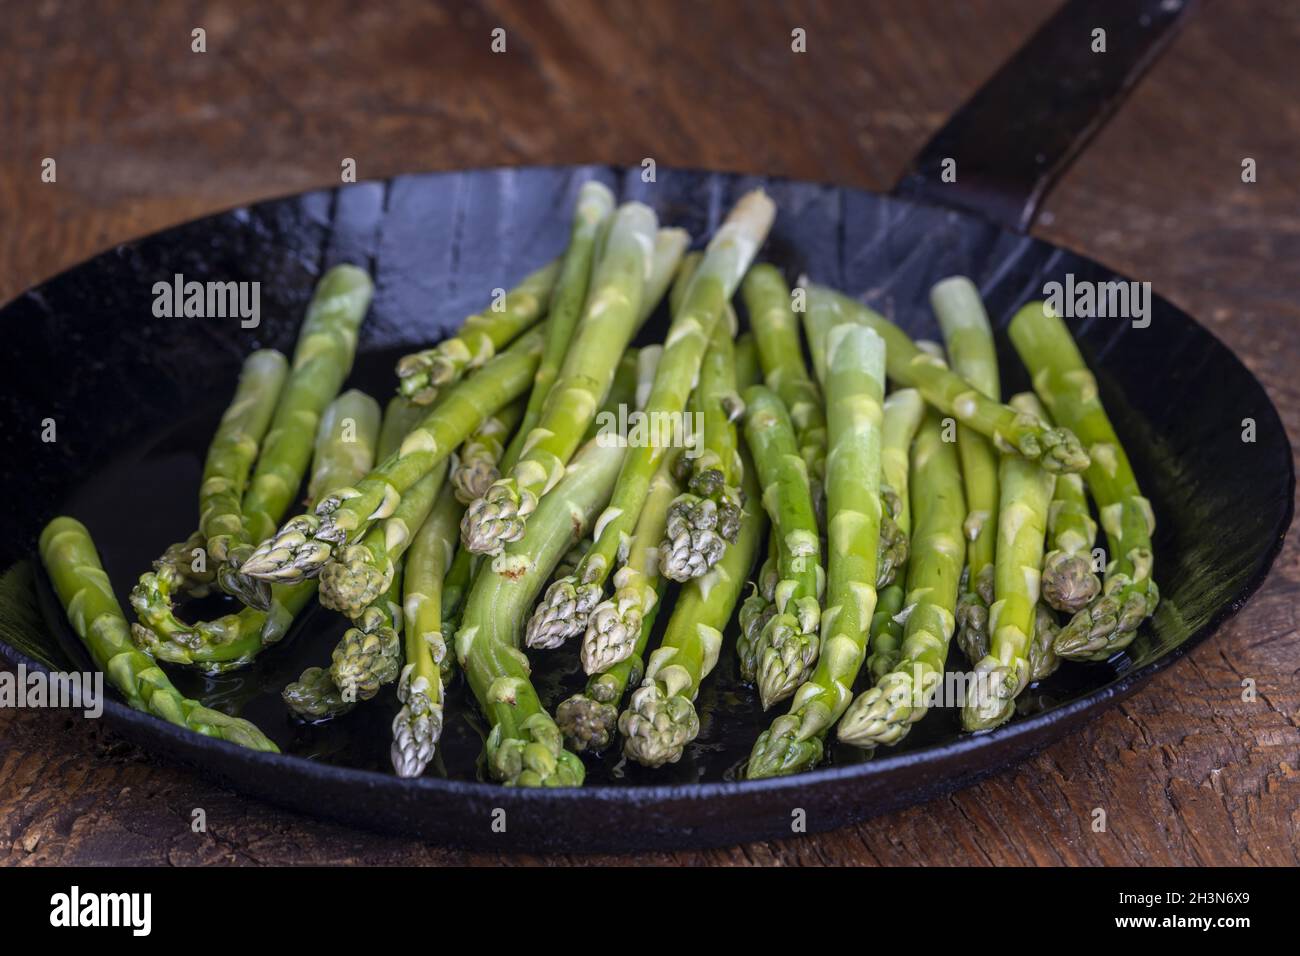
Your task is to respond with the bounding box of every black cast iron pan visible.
[0,0,1292,851]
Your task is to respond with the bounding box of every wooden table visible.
[2,0,1296,866]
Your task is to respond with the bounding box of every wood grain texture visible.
[1,0,1296,866]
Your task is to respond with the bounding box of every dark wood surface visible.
[2,0,1297,866]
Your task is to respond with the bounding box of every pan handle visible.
[893,0,1195,233]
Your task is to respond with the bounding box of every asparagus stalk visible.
[131,390,381,672]
[496,183,615,472]
[450,398,525,505]
[734,331,760,390]
[864,389,926,682]
[374,396,428,467]
[318,459,449,618]
[461,203,659,555]
[742,264,828,498]
[932,277,1002,664]
[1008,302,1158,659]
[748,324,886,777]
[620,448,766,767]
[1042,472,1102,613]
[522,346,661,649]
[658,316,745,582]
[40,518,277,751]
[496,182,618,470]
[742,385,824,709]
[838,403,966,748]
[458,436,630,786]
[580,451,680,673]
[961,393,1057,731]
[307,390,385,505]
[221,266,372,609]
[395,259,560,404]
[802,282,1090,474]
[392,483,464,776]
[199,349,290,561]
[239,325,544,586]
[524,190,776,648]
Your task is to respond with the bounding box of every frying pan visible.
[0,0,1292,852]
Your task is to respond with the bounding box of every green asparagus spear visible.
[581,452,680,673]
[838,404,966,748]
[40,518,277,751]
[395,259,559,404]
[458,436,630,786]
[1008,302,1158,659]
[1042,472,1102,613]
[734,331,760,390]
[864,389,925,682]
[748,324,886,777]
[307,390,384,505]
[375,396,429,464]
[742,264,828,497]
[742,384,824,709]
[392,483,464,776]
[525,190,776,648]
[620,449,766,767]
[199,349,290,561]
[239,325,544,585]
[450,398,525,506]
[961,393,1056,731]
[229,265,372,575]
[131,390,381,672]
[495,182,616,474]
[461,203,658,555]
[932,277,1002,664]
[802,282,1090,474]
[318,459,449,618]
[521,346,661,650]
[658,316,745,582]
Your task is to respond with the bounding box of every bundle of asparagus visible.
[40,183,1157,787]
